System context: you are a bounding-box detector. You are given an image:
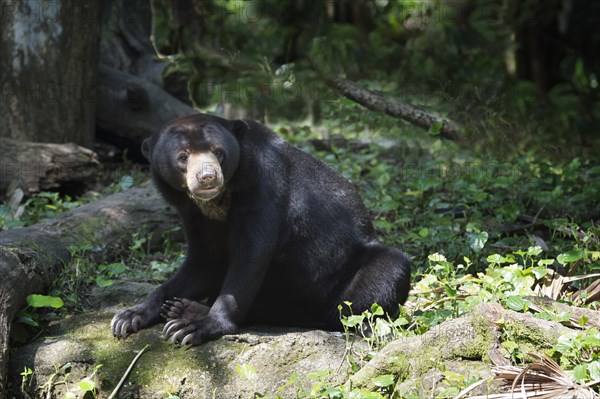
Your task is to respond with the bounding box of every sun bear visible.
[111,114,411,345]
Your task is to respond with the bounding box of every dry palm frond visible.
[534,269,600,303]
[457,353,599,399]
[573,278,600,305]
[534,269,566,300]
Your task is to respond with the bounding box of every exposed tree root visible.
[348,302,575,390]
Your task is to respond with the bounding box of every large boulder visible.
[8,283,350,398]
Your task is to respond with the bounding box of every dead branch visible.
[323,76,461,140]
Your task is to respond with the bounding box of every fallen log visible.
[0,138,100,196]
[0,184,180,396]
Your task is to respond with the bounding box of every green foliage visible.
[552,329,600,384]
[0,191,84,229]
[58,232,184,303]
[339,302,407,352]
[26,294,64,309]
[411,247,599,333]
[57,363,103,399]
[20,366,33,392]
[150,0,600,146]
[11,294,65,344]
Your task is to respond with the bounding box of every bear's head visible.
[142,115,248,203]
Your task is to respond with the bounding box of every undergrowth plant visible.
[282,244,599,399]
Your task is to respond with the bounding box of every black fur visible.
[111,114,411,345]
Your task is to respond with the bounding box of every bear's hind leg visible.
[338,245,411,319]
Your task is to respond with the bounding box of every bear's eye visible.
[177,153,189,164]
[214,148,225,163]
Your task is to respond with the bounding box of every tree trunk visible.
[0,138,100,196]
[0,0,100,147]
[100,0,166,87]
[0,184,180,395]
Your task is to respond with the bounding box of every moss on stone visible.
[467,311,495,361]
[502,319,556,355]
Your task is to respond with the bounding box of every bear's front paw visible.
[162,316,237,346]
[111,305,156,338]
[160,297,211,322]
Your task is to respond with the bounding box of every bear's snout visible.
[197,166,217,187]
[186,151,224,201]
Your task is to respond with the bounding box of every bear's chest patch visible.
[190,191,231,221]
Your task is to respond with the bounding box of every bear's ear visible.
[230,119,249,138]
[141,137,152,160]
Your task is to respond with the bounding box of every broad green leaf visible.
[428,253,447,262]
[77,379,95,392]
[505,296,530,312]
[588,361,600,381]
[428,121,443,135]
[376,172,390,186]
[370,303,384,316]
[526,246,543,256]
[393,317,409,327]
[371,374,395,387]
[374,320,392,337]
[96,275,114,288]
[536,311,570,323]
[555,333,576,353]
[486,254,507,264]
[27,294,64,309]
[17,314,38,327]
[571,364,587,383]
[531,266,548,279]
[557,249,586,265]
[501,341,518,352]
[108,262,127,275]
[373,219,393,230]
[582,330,600,346]
[467,231,488,252]
[341,315,364,327]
